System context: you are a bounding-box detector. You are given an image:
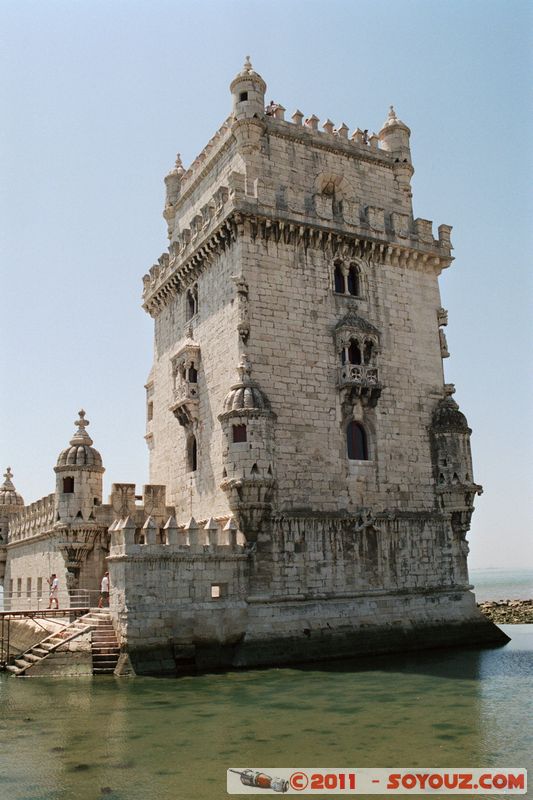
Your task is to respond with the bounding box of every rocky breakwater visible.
[478,599,533,624]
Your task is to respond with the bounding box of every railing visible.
[0,606,90,668]
[173,381,199,404]
[0,589,100,612]
[339,364,380,387]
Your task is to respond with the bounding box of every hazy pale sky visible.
[1,0,531,569]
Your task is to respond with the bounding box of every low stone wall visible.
[478,599,533,624]
[119,589,509,676]
[28,633,93,677]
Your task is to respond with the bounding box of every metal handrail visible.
[0,607,91,668]
[1,589,100,612]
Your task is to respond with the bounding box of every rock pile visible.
[478,599,533,624]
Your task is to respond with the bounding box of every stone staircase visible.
[6,609,119,677]
[90,611,120,674]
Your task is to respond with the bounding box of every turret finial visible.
[3,467,15,488]
[174,153,185,175]
[70,409,94,446]
[388,105,397,121]
[244,55,253,73]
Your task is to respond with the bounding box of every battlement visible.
[7,494,55,543]
[109,514,246,558]
[142,63,453,317]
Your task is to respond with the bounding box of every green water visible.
[0,626,531,800]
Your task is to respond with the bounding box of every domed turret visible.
[230,56,266,120]
[164,152,185,207]
[430,386,481,524]
[218,356,276,540]
[378,105,411,159]
[54,410,104,525]
[222,357,271,414]
[56,409,103,468]
[0,467,24,511]
[0,467,24,552]
[432,394,470,433]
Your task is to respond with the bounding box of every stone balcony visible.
[338,364,382,406]
[169,381,199,427]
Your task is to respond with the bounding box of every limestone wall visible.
[4,535,67,609]
[242,239,444,513]
[148,243,242,520]
[252,514,459,598]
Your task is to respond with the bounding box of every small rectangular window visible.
[26,577,32,598]
[147,401,153,421]
[63,476,75,493]
[211,584,227,599]
[17,578,22,597]
[37,577,43,596]
[232,424,247,443]
[239,91,248,102]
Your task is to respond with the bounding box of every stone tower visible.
[132,59,506,671]
[53,410,107,592]
[54,410,104,524]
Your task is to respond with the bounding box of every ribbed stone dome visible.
[223,383,270,413]
[56,444,103,467]
[432,396,469,432]
[56,410,103,469]
[0,467,24,508]
[222,355,271,414]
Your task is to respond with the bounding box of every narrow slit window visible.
[347,421,369,460]
[187,435,198,472]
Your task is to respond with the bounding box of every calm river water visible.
[0,625,531,800]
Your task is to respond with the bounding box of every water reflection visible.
[0,626,530,800]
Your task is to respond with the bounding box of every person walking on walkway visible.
[47,574,59,609]
[98,571,110,608]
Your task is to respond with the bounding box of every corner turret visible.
[218,355,276,540]
[230,56,266,120]
[0,468,25,579]
[379,106,414,197]
[54,410,105,525]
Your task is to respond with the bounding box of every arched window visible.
[347,421,368,460]
[348,340,362,365]
[363,340,373,365]
[188,365,198,383]
[232,424,247,443]
[63,476,75,493]
[187,435,197,472]
[334,263,345,294]
[347,265,359,296]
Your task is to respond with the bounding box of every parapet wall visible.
[8,494,55,542]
